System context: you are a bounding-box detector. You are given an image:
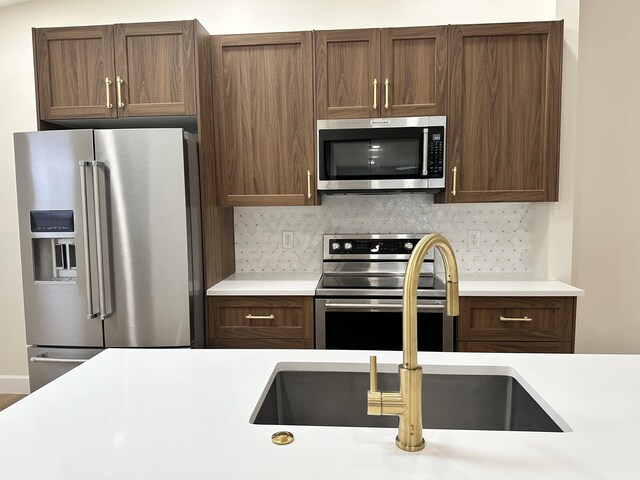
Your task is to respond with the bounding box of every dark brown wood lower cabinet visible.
[457,296,576,353]
[207,296,314,349]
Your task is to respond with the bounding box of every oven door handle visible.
[323,302,445,312]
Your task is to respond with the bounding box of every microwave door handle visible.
[422,128,429,176]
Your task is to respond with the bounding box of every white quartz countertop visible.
[206,273,321,296]
[0,348,637,479]
[456,273,584,297]
[206,272,584,297]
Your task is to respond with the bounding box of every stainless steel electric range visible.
[315,234,455,352]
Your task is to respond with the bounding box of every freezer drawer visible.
[27,346,102,392]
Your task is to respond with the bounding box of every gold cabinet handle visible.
[116,76,124,108]
[384,78,389,109]
[307,170,312,199]
[245,314,275,320]
[372,78,378,110]
[452,166,458,196]
[500,316,533,322]
[105,77,113,109]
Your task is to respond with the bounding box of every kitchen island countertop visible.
[0,348,635,479]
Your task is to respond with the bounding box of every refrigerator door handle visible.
[91,160,109,320]
[30,354,88,365]
[79,161,98,320]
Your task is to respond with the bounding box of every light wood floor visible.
[0,394,26,412]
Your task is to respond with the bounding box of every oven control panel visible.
[325,235,435,259]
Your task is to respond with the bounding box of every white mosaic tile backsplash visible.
[234,194,532,273]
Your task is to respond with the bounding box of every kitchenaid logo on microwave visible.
[369,119,391,126]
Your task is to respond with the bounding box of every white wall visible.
[0,0,568,387]
[531,0,580,283]
[572,0,640,353]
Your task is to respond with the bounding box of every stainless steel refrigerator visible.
[14,129,204,391]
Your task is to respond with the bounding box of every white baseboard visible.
[0,375,30,394]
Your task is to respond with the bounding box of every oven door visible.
[315,298,455,352]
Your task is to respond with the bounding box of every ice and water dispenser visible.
[30,210,77,282]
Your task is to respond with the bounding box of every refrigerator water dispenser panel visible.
[29,210,77,283]
[30,210,74,233]
[32,238,77,283]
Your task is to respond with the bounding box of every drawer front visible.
[458,296,575,342]
[212,338,314,349]
[458,341,573,353]
[208,296,314,343]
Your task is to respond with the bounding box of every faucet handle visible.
[368,355,382,416]
[369,355,378,392]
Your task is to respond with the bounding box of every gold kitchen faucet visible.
[367,233,459,451]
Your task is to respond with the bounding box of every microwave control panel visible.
[425,127,445,178]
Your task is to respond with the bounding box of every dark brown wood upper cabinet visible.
[114,22,197,117]
[34,25,117,120]
[34,21,198,121]
[436,21,563,203]
[315,29,380,119]
[315,26,447,119]
[212,32,315,207]
[380,26,448,117]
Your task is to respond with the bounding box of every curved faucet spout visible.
[402,234,459,369]
[367,233,459,452]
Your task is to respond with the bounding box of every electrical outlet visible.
[467,230,481,249]
[282,231,294,249]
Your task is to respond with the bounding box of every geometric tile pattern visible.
[234,194,531,273]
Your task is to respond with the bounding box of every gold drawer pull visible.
[500,315,532,322]
[245,314,275,320]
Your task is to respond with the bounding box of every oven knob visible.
[331,241,341,251]
[344,241,353,251]
[404,242,414,251]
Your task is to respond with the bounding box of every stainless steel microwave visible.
[316,116,446,193]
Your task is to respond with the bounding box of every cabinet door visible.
[315,29,380,119]
[213,32,315,206]
[114,21,197,117]
[439,21,563,203]
[380,26,447,117]
[34,26,117,120]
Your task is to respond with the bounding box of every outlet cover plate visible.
[282,231,294,249]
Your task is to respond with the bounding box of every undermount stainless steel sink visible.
[250,363,570,433]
